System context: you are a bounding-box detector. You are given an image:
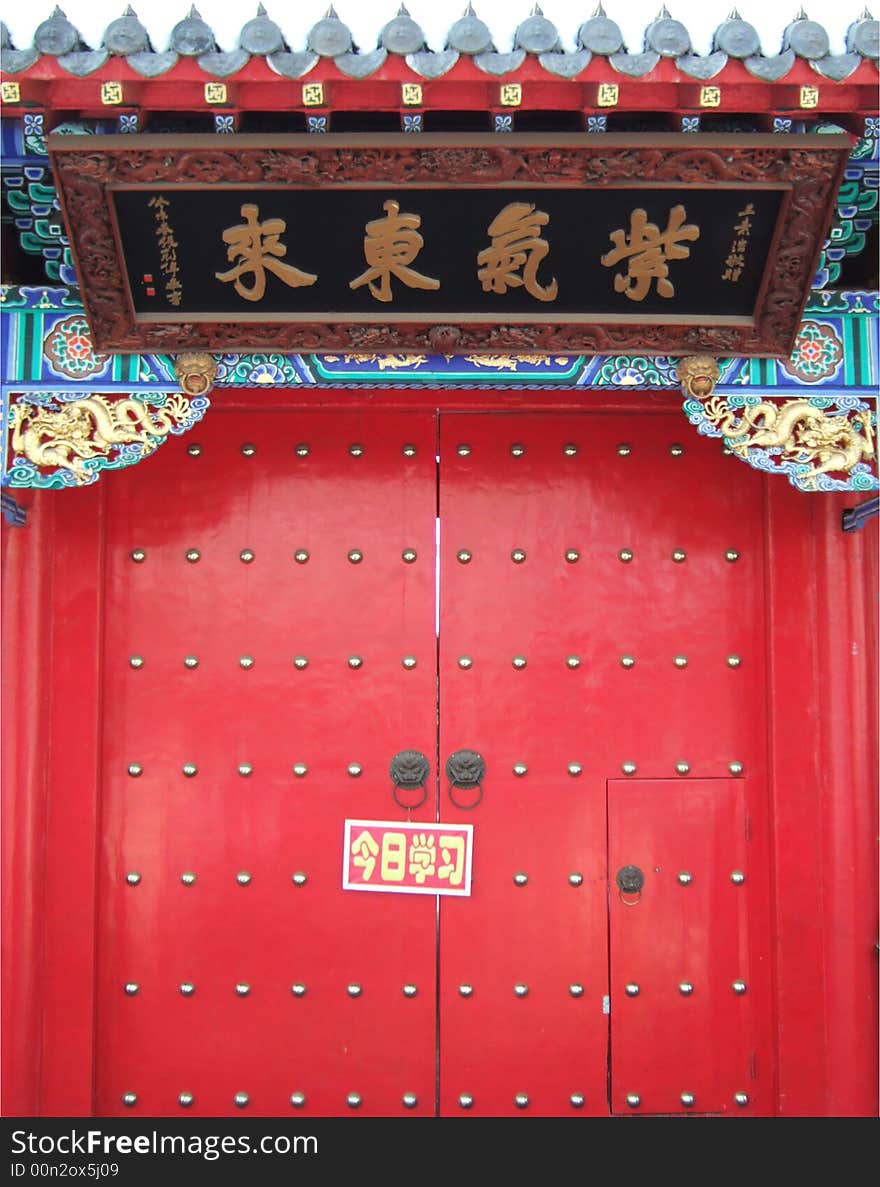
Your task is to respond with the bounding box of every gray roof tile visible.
[645,10,691,57]
[198,49,250,76]
[515,10,560,55]
[447,6,494,55]
[712,14,761,59]
[2,6,877,88]
[578,11,625,55]
[676,50,728,79]
[334,48,387,78]
[744,48,797,80]
[34,8,82,56]
[239,8,285,56]
[126,50,179,76]
[308,10,353,58]
[609,50,661,76]
[170,7,216,57]
[847,13,879,58]
[57,49,110,75]
[539,50,591,78]
[783,17,831,59]
[406,48,459,78]
[380,8,426,55]
[266,50,319,78]
[811,51,864,78]
[104,9,151,55]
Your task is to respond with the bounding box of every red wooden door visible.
[95,410,439,1116]
[438,411,771,1116]
[93,406,771,1116]
[607,779,768,1115]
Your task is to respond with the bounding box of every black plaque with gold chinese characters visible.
[47,133,851,357]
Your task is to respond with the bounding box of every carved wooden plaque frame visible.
[47,133,851,357]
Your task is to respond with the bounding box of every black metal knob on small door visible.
[446,749,486,809]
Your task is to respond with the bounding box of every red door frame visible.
[2,390,877,1117]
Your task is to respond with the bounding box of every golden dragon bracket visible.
[4,389,209,489]
[678,356,878,494]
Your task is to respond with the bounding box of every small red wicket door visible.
[607,779,770,1115]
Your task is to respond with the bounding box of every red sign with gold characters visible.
[343,819,473,897]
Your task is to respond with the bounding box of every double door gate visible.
[95,409,772,1116]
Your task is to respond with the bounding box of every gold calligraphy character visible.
[601,205,700,301]
[215,203,317,302]
[350,199,440,303]
[380,832,407,883]
[437,835,466,886]
[350,830,379,882]
[477,203,558,302]
[408,833,437,884]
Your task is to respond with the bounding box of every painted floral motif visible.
[782,321,844,384]
[213,353,303,386]
[44,315,109,380]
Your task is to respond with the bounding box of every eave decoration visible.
[46,132,851,358]
[3,390,208,488]
[679,356,878,493]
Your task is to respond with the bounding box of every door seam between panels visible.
[434,410,441,1118]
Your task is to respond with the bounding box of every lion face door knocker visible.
[445,749,486,810]
[615,864,645,906]
[389,750,431,811]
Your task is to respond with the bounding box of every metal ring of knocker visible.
[445,750,486,810]
[616,864,645,907]
[389,750,430,811]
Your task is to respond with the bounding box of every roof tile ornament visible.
[744,47,797,79]
[2,5,877,87]
[380,6,426,55]
[474,50,526,75]
[126,50,179,76]
[103,8,151,56]
[713,11,762,58]
[540,50,591,77]
[34,7,82,56]
[334,47,388,77]
[406,48,459,78]
[239,7,285,56]
[447,4,494,55]
[58,49,110,75]
[782,14,831,59]
[610,50,661,76]
[267,50,319,78]
[645,6,691,56]
[515,6,561,55]
[846,10,879,58]
[308,7,354,57]
[578,6,625,55]
[676,50,728,79]
[811,52,863,78]
[198,49,250,77]
[0,22,40,73]
[169,7,217,57]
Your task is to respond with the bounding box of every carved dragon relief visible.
[678,355,878,493]
[7,392,204,486]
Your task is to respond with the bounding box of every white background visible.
[2,1,871,58]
